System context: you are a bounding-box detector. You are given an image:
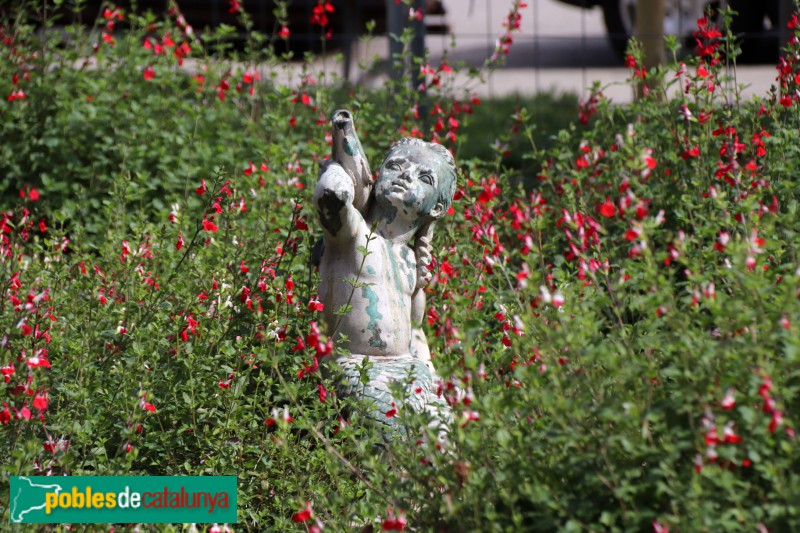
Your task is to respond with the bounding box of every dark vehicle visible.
[556,0,779,62]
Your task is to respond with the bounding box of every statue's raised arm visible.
[330,109,372,213]
[312,110,373,242]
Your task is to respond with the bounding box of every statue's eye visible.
[387,162,402,171]
[419,174,433,185]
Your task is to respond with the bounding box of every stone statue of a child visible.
[314,110,456,429]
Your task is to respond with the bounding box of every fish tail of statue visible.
[334,354,451,437]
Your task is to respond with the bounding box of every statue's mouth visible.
[391,181,408,192]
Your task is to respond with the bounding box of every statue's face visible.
[374,144,446,222]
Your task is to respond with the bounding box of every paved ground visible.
[320,0,780,103]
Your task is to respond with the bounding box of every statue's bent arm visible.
[313,162,362,242]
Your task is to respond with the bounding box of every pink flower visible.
[721,389,736,410]
[552,292,565,307]
[652,521,669,533]
[723,422,742,444]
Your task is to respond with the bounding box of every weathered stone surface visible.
[313,109,457,436]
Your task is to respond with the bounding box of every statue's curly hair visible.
[385,137,457,218]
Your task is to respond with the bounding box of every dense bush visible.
[2,1,800,531]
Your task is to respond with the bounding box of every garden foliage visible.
[1,0,800,531]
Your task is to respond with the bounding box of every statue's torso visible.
[319,218,417,357]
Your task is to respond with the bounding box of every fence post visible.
[410,0,427,91]
[387,0,404,83]
[779,0,793,47]
[636,0,665,99]
[386,0,426,89]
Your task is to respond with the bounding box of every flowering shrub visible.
[2,1,800,531]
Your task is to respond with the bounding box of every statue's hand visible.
[414,221,435,291]
[330,109,372,215]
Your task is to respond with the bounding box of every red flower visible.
[385,402,397,418]
[382,517,407,531]
[278,26,291,39]
[682,146,700,159]
[599,198,616,218]
[292,501,312,522]
[625,228,640,241]
[143,65,156,80]
[33,393,48,410]
[1,364,14,383]
[202,219,218,233]
[7,89,26,102]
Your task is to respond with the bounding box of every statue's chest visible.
[363,241,416,297]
